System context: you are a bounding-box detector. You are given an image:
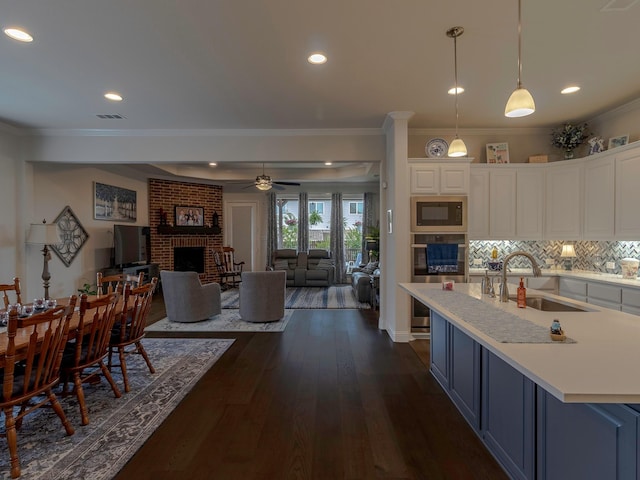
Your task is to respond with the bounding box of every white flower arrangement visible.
[551,123,589,152]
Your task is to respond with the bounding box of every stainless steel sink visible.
[508,295,589,312]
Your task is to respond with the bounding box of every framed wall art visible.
[175,205,204,226]
[94,182,137,222]
[608,134,629,150]
[486,143,510,164]
[50,205,89,267]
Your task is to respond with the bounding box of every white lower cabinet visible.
[558,277,587,302]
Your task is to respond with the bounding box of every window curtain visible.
[266,192,278,267]
[330,192,346,284]
[297,192,309,252]
[362,192,376,258]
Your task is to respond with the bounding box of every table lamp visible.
[26,220,60,299]
[561,244,576,271]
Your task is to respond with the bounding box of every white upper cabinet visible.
[545,162,583,240]
[488,169,517,239]
[409,159,471,195]
[583,155,615,239]
[615,148,640,239]
[515,168,544,240]
[469,169,490,239]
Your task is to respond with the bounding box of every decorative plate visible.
[426,138,449,158]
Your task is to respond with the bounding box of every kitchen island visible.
[400,282,640,480]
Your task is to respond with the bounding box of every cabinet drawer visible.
[622,287,640,308]
[559,278,587,297]
[527,277,558,292]
[587,283,621,303]
[621,304,640,316]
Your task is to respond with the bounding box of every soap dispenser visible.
[517,277,526,308]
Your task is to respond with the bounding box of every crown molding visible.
[409,126,550,136]
[589,96,640,124]
[28,127,384,138]
[0,121,29,136]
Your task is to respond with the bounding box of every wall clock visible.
[50,205,90,267]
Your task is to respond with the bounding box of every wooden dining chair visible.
[60,292,122,426]
[108,277,158,392]
[0,277,22,310]
[96,271,144,296]
[213,246,244,290]
[1,296,77,478]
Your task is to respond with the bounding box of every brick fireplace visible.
[149,178,223,283]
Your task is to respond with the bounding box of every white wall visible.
[25,163,148,299]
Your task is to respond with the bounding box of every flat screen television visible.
[113,225,150,267]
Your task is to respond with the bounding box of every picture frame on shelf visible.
[608,134,629,150]
[94,182,137,221]
[486,142,510,164]
[175,205,204,226]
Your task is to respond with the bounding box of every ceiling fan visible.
[244,164,301,191]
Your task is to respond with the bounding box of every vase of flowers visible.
[551,123,589,159]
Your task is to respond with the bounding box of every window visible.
[349,202,363,214]
[309,202,324,214]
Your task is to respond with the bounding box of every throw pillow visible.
[273,259,289,270]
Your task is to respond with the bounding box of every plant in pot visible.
[364,225,380,262]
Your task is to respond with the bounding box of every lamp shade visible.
[560,244,576,258]
[448,137,468,157]
[26,223,59,245]
[505,87,535,117]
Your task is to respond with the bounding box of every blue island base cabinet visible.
[481,350,535,480]
[537,390,640,480]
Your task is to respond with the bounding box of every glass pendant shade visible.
[505,87,535,117]
[448,137,467,157]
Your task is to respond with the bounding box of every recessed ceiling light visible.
[561,86,581,94]
[308,53,327,64]
[4,28,33,42]
[104,92,123,101]
[209,162,217,166]
[447,86,465,95]
[324,161,332,166]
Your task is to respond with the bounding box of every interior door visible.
[226,203,256,271]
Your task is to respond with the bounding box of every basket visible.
[550,329,566,342]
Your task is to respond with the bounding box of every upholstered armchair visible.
[239,270,286,322]
[271,249,298,286]
[305,249,335,286]
[160,270,221,322]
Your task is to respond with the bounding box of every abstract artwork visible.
[50,206,89,267]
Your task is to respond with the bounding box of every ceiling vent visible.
[96,114,126,119]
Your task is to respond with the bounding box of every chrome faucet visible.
[499,251,542,302]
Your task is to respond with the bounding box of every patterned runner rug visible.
[146,308,295,333]
[221,285,369,309]
[0,338,233,480]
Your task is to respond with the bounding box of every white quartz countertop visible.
[469,268,640,288]
[400,282,640,404]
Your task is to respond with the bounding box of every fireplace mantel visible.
[157,225,221,235]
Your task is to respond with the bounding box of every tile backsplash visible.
[470,240,640,273]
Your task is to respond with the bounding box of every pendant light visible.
[446,26,467,157]
[505,0,535,117]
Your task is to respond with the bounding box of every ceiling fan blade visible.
[274,181,301,186]
[272,184,285,191]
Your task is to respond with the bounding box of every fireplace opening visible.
[174,247,205,273]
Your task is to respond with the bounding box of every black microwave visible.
[410,196,467,232]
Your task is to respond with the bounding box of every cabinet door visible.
[537,390,640,480]
[482,349,535,480]
[429,311,449,389]
[440,164,469,194]
[489,169,517,239]
[545,163,582,239]
[449,325,481,431]
[516,168,544,239]
[615,149,640,238]
[469,169,490,239]
[558,277,587,302]
[584,156,615,239]
[410,165,439,194]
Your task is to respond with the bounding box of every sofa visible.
[272,248,335,287]
[351,261,380,303]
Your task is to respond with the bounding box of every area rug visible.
[221,285,369,309]
[0,338,233,480]
[146,308,294,333]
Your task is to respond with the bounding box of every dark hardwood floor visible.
[118,293,507,480]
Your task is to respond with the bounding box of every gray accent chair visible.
[239,270,286,322]
[160,270,221,322]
